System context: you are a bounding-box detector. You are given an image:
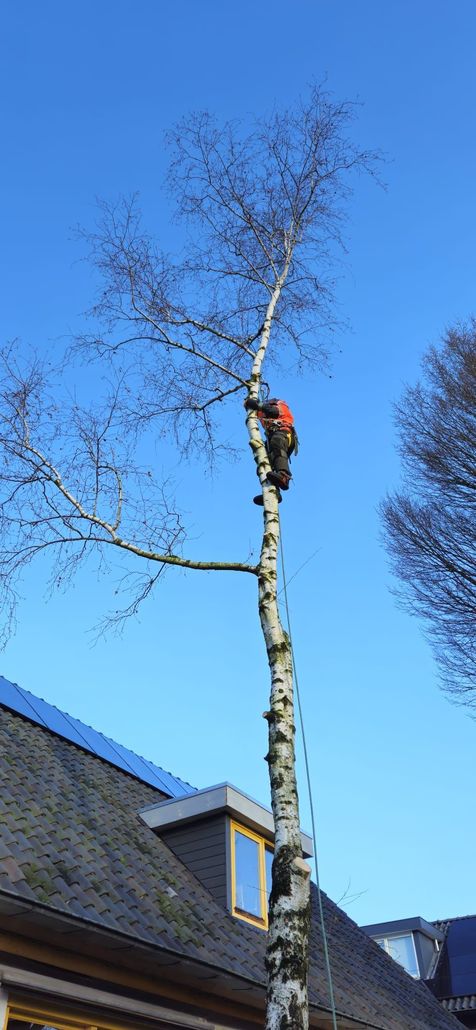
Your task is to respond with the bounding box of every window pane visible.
[265,847,273,901]
[386,934,419,977]
[234,830,261,917]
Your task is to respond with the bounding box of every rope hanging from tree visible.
[279,520,339,1030]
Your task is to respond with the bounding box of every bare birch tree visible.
[0,88,375,1029]
[381,322,476,710]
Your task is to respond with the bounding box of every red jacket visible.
[257,399,294,434]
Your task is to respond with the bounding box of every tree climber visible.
[244,396,297,505]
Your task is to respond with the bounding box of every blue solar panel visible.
[0,677,49,726]
[139,754,193,797]
[100,738,193,797]
[446,918,476,996]
[99,735,157,782]
[0,675,196,798]
[22,693,89,750]
[62,712,135,769]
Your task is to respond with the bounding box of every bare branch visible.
[381,320,476,707]
[128,297,251,387]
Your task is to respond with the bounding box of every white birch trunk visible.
[246,278,311,1030]
[259,511,311,1030]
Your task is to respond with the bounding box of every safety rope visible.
[278,523,339,1030]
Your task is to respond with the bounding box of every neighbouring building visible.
[0,676,461,1030]
[362,916,476,1027]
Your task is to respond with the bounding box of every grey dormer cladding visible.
[158,814,229,908]
[140,783,313,911]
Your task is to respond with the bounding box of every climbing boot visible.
[253,489,282,505]
[267,471,291,490]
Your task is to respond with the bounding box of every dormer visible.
[140,783,313,930]
[361,917,444,978]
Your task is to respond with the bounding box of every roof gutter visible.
[0,889,403,1030]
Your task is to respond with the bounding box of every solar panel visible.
[138,753,194,797]
[62,712,136,770]
[446,917,476,996]
[102,736,166,785]
[22,692,90,749]
[0,675,196,799]
[0,677,49,726]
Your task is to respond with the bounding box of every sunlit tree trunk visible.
[246,286,311,1029]
[260,519,311,1029]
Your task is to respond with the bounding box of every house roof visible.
[0,687,460,1030]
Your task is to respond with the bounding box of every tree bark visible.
[259,517,311,1030]
[246,281,311,1029]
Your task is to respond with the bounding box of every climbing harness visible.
[257,399,294,434]
[278,520,339,1030]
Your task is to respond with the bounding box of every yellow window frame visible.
[4,998,143,1030]
[5,1005,92,1030]
[230,819,273,929]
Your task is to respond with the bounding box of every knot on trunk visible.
[269,844,301,903]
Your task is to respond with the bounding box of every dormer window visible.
[231,820,273,928]
[362,917,445,980]
[140,783,312,928]
[374,933,419,978]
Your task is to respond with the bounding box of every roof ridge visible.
[434,913,476,925]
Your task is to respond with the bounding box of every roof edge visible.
[140,782,313,857]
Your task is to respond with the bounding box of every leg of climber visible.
[266,431,292,490]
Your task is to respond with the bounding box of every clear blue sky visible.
[2,0,476,927]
